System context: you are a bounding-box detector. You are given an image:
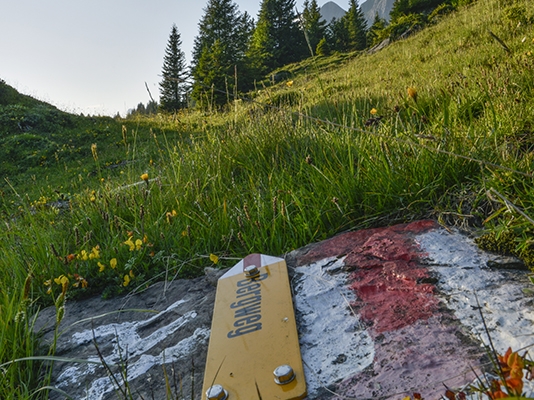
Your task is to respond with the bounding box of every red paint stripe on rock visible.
[296,220,437,267]
[345,221,439,333]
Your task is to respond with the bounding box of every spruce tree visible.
[328,16,350,52]
[316,37,331,56]
[366,13,387,48]
[248,0,307,77]
[191,0,253,106]
[390,0,410,20]
[159,24,188,112]
[302,0,327,55]
[344,0,367,51]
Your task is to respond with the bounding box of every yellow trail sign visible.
[202,254,306,400]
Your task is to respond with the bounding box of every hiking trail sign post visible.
[202,254,307,400]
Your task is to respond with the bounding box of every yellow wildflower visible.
[78,250,89,261]
[286,80,294,87]
[210,254,219,264]
[129,270,135,278]
[125,238,142,251]
[124,238,135,251]
[110,258,117,269]
[407,87,418,102]
[89,245,100,260]
[123,274,131,287]
[140,173,149,182]
[370,108,378,115]
[54,275,69,294]
[166,210,177,224]
[98,262,106,272]
[91,143,98,161]
[44,279,52,294]
[54,275,69,286]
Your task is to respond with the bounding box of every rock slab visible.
[35,221,534,399]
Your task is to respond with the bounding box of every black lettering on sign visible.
[236,283,260,294]
[227,323,262,338]
[234,314,262,327]
[227,272,268,338]
[234,303,261,318]
[230,295,261,309]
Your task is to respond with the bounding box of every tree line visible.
[130,0,471,115]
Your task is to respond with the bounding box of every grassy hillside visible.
[1,0,534,397]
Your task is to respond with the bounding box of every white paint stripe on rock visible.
[56,298,210,400]
[81,328,210,400]
[417,228,534,396]
[293,256,374,397]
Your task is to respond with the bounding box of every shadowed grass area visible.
[1,0,534,397]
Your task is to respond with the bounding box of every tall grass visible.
[1,0,534,397]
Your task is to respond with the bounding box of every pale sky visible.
[0,0,351,116]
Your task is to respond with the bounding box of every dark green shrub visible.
[428,3,455,22]
[386,14,426,40]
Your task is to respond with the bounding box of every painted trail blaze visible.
[348,228,439,333]
[296,221,486,399]
[298,220,439,333]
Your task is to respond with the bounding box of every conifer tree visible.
[327,1,367,52]
[344,0,367,51]
[316,37,331,56]
[248,0,307,77]
[328,16,350,52]
[159,24,188,112]
[366,13,387,48]
[191,0,253,106]
[390,0,409,20]
[302,0,327,55]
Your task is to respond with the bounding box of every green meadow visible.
[1,0,534,397]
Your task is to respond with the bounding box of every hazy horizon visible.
[2,0,361,116]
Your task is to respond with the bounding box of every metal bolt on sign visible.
[244,264,260,278]
[274,364,296,385]
[206,384,228,400]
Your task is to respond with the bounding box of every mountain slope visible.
[0,79,53,108]
[360,0,395,24]
[320,1,346,23]
[319,0,395,27]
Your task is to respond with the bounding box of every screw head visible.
[244,264,260,278]
[206,384,228,400]
[273,364,295,385]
